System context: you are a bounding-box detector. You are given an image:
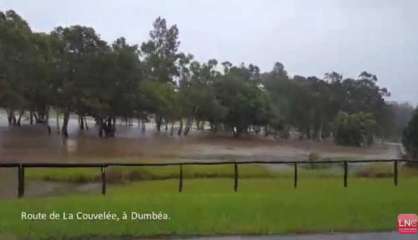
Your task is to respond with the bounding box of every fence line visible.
[0,159,414,198]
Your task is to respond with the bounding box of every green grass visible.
[25,165,279,183]
[27,162,406,183]
[1,176,418,239]
[356,163,418,177]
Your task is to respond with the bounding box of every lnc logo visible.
[398,214,417,234]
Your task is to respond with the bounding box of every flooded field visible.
[0,114,401,164]
[0,113,404,198]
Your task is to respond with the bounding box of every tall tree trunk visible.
[56,111,61,134]
[170,122,175,136]
[102,117,117,138]
[84,117,89,130]
[155,115,162,132]
[98,118,104,138]
[16,110,24,126]
[79,115,85,130]
[62,111,70,138]
[318,121,324,142]
[33,112,39,123]
[141,119,146,133]
[46,108,51,135]
[184,117,193,136]
[177,119,183,136]
[7,110,13,126]
[112,117,116,136]
[30,111,34,125]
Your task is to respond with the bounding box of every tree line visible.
[0,10,415,146]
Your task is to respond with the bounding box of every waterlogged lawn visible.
[0,177,418,239]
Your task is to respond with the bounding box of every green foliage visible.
[141,17,180,83]
[402,109,418,160]
[0,10,33,119]
[0,10,400,143]
[263,66,390,141]
[214,64,270,136]
[334,112,377,147]
[139,80,177,119]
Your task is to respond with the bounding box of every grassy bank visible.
[1,177,418,239]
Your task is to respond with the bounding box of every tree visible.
[402,109,418,160]
[141,17,181,131]
[25,33,55,126]
[334,112,377,147]
[215,63,270,136]
[139,80,177,133]
[50,25,108,137]
[262,62,291,137]
[179,59,225,135]
[0,10,33,126]
[335,72,390,137]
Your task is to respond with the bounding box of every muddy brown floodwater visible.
[0,114,402,198]
[0,115,401,164]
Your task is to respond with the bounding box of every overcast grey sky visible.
[1,0,417,104]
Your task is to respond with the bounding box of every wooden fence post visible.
[394,160,398,186]
[234,162,239,192]
[18,164,25,198]
[101,166,106,195]
[294,162,298,188]
[178,164,183,192]
[343,161,348,188]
